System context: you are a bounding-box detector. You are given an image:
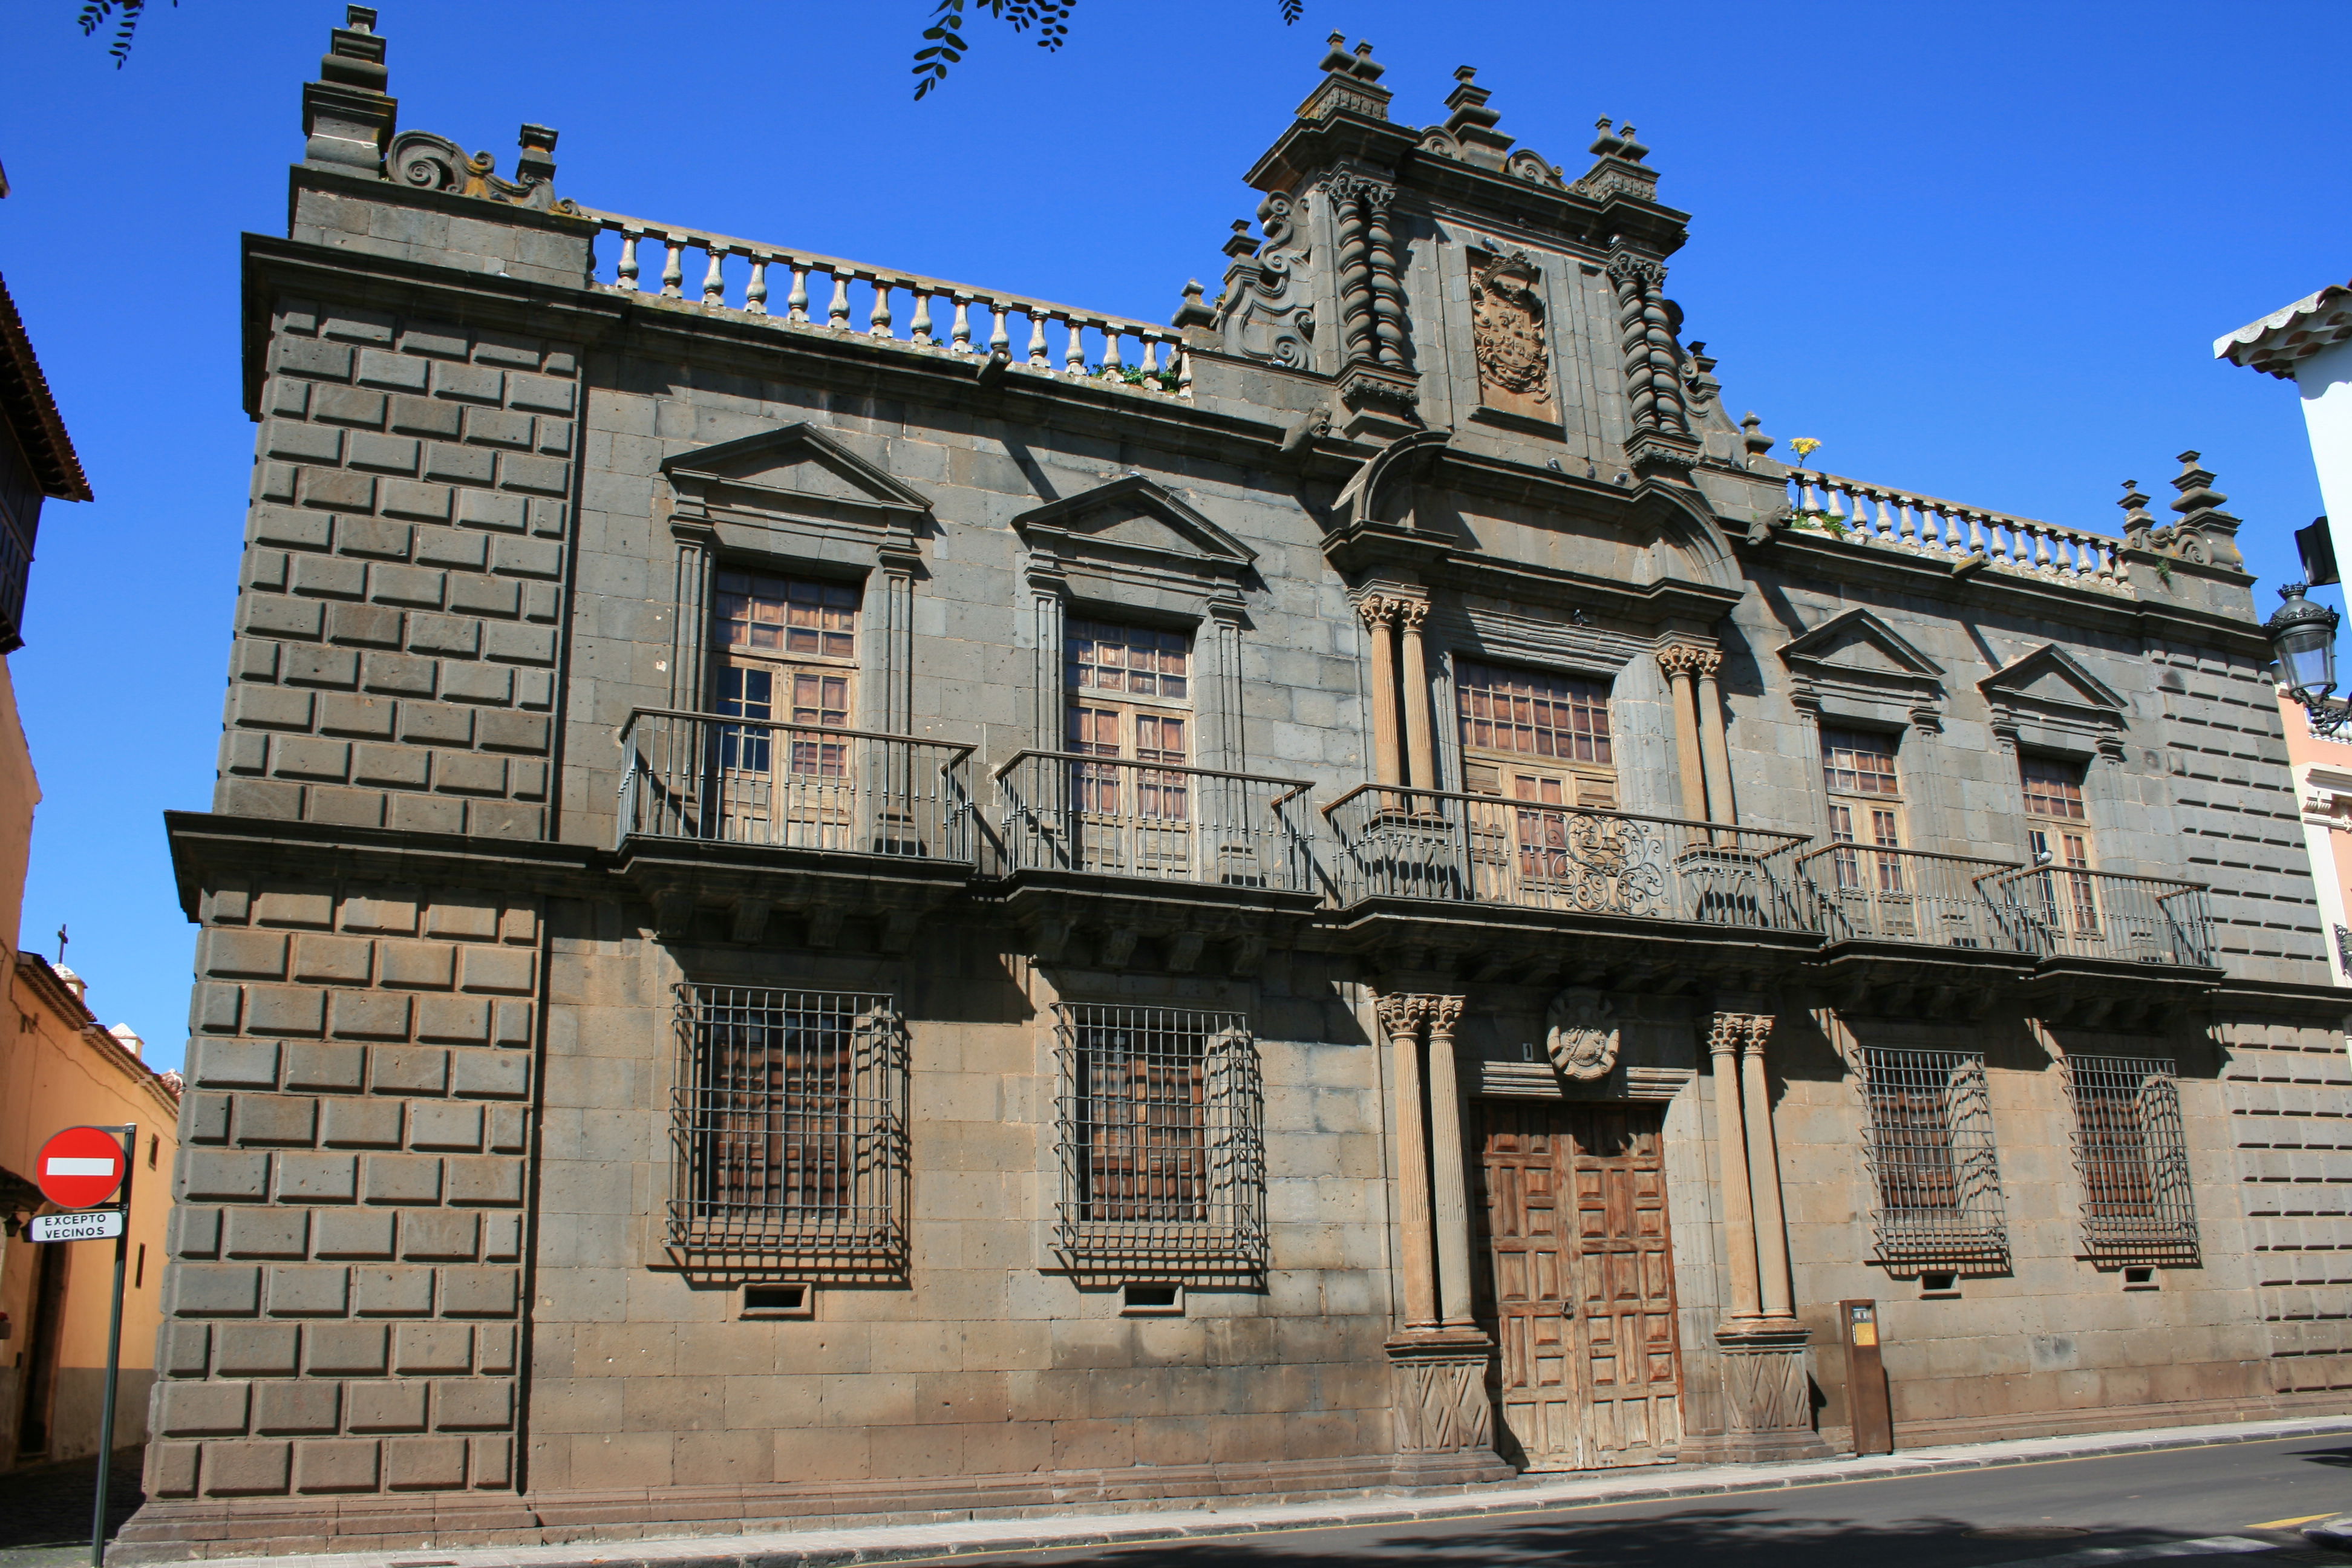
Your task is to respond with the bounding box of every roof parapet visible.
[1297,34,1391,122]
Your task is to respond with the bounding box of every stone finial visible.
[304,4,397,174]
[1298,35,1393,121]
[1223,219,1262,260]
[1441,64,1515,169]
[2168,449,2226,514]
[514,123,559,191]
[1741,411,1774,458]
[1172,278,1215,331]
[2117,479,2157,549]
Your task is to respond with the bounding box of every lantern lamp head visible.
[2267,581,2342,711]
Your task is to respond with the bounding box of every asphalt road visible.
[895,1435,2352,1568]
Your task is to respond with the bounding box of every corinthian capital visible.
[1376,993,1429,1037]
[1396,596,1430,632]
[1426,995,1465,1034]
[1606,247,1667,292]
[1739,1013,1777,1056]
[1705,1011,1746,1057]
[1327,171,1396,212]
[1356,593,1399,629]
[1656,642,1711,680]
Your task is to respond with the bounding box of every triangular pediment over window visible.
[662,423,932,532]
[1778,609,1943,683]
[1014,475,1256,583]
[1979,644,2126,719]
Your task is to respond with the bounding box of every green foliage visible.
[75,0,173,66]
[915,0,1299,99]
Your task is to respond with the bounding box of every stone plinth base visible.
[1387,1328,1514,1484]
[1681,1321,1833,1465]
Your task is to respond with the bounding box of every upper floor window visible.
[1060,621,1195,874]
[1454,659,1615,810]
[2020,754,2099,933]
[1821,726,1904,890]
[709,571,861,841]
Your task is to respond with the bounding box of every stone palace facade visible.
[124,10,2352,1557]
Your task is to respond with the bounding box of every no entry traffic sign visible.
[35,1126,127,1209]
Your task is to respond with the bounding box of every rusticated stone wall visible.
[220,301,575,841]
[151,874,539,1500]
[2225,1013,2352,1392]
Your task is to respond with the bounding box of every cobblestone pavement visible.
[0,1448,145,1568]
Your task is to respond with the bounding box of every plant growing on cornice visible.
[915,0,1302,99]
[2154,554,2174,586]
[1097,362,1181,392]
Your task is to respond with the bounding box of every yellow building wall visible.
[0,652,180,1468]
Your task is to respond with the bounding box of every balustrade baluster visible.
[1824,483,1847,527]
[1875,493,1899,542]
[988,302,1012,359]
[615,230,641,292]
[1964,511,1987,557]
[1140,336,1160,376]
[2031,525,2054,572]
[1064,316,1087,374]
[827,272,851,329]
[950,296,972,353]
[659,234,684,298]
[701,246,727,306]
[910,289,933,346]
[1895,495,1920,546]
[869,279,894,338]
[1919,503,1945,551]
[786,264,811,322]
[1027,312,1050,367]
[1101,327,1124,375]
[1175,344,1192,395]
[745,257,769,316]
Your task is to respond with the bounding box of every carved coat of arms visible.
[1544,987,1619,1080]
[1471,253,1551,400]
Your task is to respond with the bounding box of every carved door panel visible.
[1476,1101,1682,1472]
[1474,1103,1578,1468]
[1567,1106,1682,1467]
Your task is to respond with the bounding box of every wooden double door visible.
[1473,1100,1683,1471]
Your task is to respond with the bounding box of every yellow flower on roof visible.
[1789,437,1822,462]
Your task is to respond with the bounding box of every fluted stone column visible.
[1693,1008,1831,1465]
[1379,991,1506,1484]
[1693,648,1737,825]
[1399,598,1436,793]
[1378,994,1437,1331]
[1707,1010,1763,1324]
[1425,998,1474,1328]
[1742,1017,1795,1322]
[1658,645,1711,823]
[1361,596,1405,791]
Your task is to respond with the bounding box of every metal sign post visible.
[88,1125,134,1568]
[29,1123,135,1567]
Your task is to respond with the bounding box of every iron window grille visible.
[669,985,907,1269]
[1856,1047,2008,1265]
[1053,1004,1266,1273]
[2063,1053,2198,1257]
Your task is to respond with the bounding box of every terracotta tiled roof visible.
[0,271,90,502]
[2216,281,2352,380]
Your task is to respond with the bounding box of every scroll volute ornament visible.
[1546,987,1619,1080]
[1469,250,1553,416]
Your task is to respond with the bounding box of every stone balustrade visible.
[581,209,1192,397]
[1787,471,2131,593]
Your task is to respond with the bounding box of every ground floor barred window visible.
[669,985,906,1267]
[2063,1053,2197,1257]
[1052,1003,1266,1273]
[1856,1046,2008,1265]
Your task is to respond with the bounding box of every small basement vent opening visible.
[1919,1272,1959,1295]
[742,1283,812,1317]
[1122,1283,1183,1314]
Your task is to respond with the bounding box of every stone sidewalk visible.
[137,1414,2352,1568]
[0,1447,148,1568]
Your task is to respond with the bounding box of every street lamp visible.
[2267,581,2349,735]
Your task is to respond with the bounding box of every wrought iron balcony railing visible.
[1978,866,2216,968]
[1795,845,2031,952]
[994,751,1316,893]
[618,708,975,863]
[1322,785,1815,932]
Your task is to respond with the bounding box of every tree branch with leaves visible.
[913,0,1300,99]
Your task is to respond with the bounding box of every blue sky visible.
[1,0,2347,1070]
